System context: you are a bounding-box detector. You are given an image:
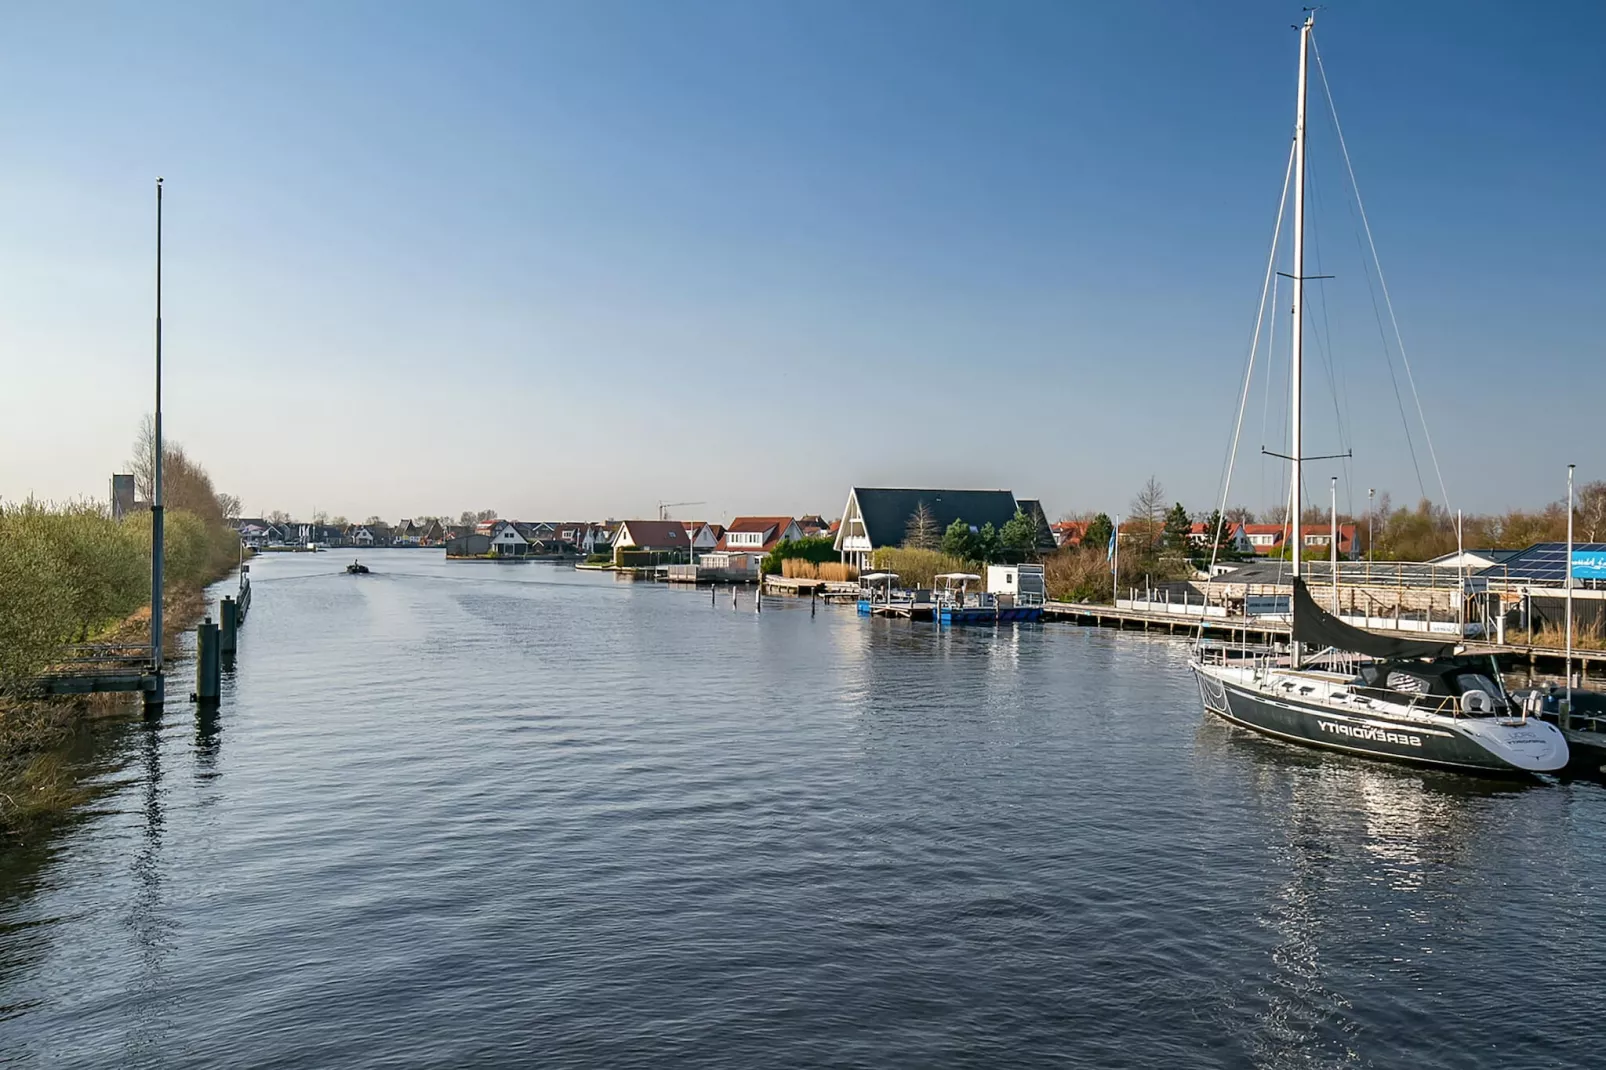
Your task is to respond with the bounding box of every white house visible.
[488,520,530,557]
[683,523,721,553]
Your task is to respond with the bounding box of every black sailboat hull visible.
[1194,670,1517,773]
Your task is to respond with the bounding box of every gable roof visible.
[1013,499,1058,550]
[614,519,688,549]
[838,488,1020,550]
[715,516,799,553]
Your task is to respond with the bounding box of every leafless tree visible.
[1129,476,1166,548]
[267,509,291,525]
[216,494,242,522]
[903,501,940,549]
[1577,480,1606,542]
[1225,505,1256,524]
[130,414,157,502]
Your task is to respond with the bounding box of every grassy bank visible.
[1,437,244,836]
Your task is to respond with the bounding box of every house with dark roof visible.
[1013,499,1059,552]
[832,488,1027,569]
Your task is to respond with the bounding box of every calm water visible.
[2,549,1603,1068]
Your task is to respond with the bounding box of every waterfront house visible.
[796,515,831,538]
[580,523,617,556]
[1052,521,1087,548]
[445,532,493,557]
[1237,523,1359,559]
[482,519,557,557]
[1189,521,1253,556]
[682,522,722,554]
[714,517,804,555]
[419,519,450,546]
[612,519,690,565]
[393,519,423,547]
[832,488,1026,569]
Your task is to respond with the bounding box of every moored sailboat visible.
[1188,15,1566,775]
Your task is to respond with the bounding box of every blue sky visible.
[2,1,1600,523]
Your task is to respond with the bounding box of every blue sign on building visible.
[1572,550,1606,580]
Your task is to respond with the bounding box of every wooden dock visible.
[33,643,162,698]
[1041,600,1605,680]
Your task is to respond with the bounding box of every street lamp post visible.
[1566,463,1575,728]
[151,178,166,682]
[1367,488,1375,564]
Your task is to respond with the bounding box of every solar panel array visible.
[1478,542,1606,586]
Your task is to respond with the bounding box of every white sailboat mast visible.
[1288,13,1312,667]
[1290,13,1312,584]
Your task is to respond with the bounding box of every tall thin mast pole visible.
[1330,476,1339,612]
[1566,463,1575,727]
[1289,13,1312,667]
[1368,488,1375,563]
[1112,514,1120,604]
[151,177,166,677]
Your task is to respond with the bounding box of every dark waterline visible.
[3,549,1603,1068]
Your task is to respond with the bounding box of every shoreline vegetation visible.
[0,426,243,837]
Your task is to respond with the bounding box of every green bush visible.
[761,536,836,576]
[0,499,241,690]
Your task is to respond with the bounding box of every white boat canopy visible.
[935,572,981,582]
[860,572,899,582]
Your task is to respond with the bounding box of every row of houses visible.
[1049,519,1362,559]
[235,518,464,549]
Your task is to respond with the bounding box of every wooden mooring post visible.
[194,618,221,705]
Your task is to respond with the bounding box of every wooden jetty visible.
[1041,600,1605,681]
[34,643,163,698]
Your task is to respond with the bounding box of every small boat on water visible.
[346,560,370,575]
[935,566,1047,625]
[856,572,935,620]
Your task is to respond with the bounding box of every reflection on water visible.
[1,550,1603,1069]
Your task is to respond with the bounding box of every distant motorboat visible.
[346,561,370,575]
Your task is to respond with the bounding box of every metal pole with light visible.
[1330,476,1339,613]
[151,177,166,681]
[1566,463,1575,728]
[1367,488,1375,563]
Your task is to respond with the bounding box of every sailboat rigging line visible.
[1305,173,1357,513]
[1259,272,1278,513]
[1199,137,1298,640]
[1311,34,1452,514]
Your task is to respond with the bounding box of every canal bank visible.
[3,548,1604,1068]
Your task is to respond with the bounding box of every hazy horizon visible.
[3,2,1600,523]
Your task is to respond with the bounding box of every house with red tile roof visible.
[1052,520,1088,548]
[714,517,804,555]
[1238,523,1359,558]
[612,519,691,565]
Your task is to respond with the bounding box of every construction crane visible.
[658,500,706,521]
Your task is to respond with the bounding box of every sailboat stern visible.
[1454,717,1570,773]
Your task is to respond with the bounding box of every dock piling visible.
[195,618,221,705]
[220,597,238,655]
